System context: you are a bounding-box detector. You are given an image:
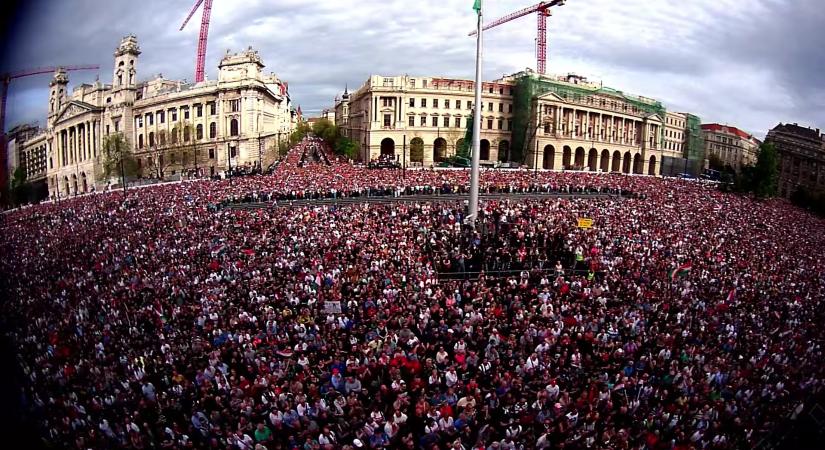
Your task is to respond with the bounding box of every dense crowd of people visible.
[2,137,824,450]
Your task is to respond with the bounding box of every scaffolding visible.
[510,72,667,163]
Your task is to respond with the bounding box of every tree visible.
[707,153,725,171]
[751,142,779,198]
[312,118,338,144]
[289,122,312,147]
[100,133,138,181]
[9,166,31,206]
[334,137,359,160]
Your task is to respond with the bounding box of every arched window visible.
[230,118,239,136]
[209,122,217,138]
[148,132,155,147]
[138,134,144,148]
[159,131,166,146]
[196,124,203,140]
[183,126,191,142]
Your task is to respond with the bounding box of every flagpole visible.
[468,0,483,226]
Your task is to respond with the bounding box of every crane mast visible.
[179,0,214,83]
[469,1,566,74]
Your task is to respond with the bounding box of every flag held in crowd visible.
[669,262,692,281]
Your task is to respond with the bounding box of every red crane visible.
[179,0,214,83]
[0,65,99,201]
[469,0,566,74]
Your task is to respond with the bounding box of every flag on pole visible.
[473,0,481,13]
[668,262,692,282]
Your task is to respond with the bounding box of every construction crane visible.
[179,0,214,83]
[469,0,566,74]
[0,65,99,201]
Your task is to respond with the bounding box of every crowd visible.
[1,137,824,450]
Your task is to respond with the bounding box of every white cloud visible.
[2,0,823,136]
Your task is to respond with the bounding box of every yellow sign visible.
[577,218,593,229]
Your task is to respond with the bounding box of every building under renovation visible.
[335,69,701,175]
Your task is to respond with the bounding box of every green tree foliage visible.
[751,143,779,198]
[289,122,312,147]
[707,153,725,171]
[334,137,360,160]
[10,166,31,206]
[791,187,825,217]
[312,119,338,144]
[724,143,779,198]
[100,133,139,180]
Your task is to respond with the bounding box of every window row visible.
[406,98,512,113]
[136,120,239,148]
[135,102,218,128]
[397,114,512,130]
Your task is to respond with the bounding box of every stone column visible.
[555,106,562,137]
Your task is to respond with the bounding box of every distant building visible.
[23,35,293,198]
[336,70,697,174]
[701,123,760,172]
[6,123,47,183]
[764,123,825,198]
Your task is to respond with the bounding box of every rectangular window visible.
[467,101,472,109]
[136,116,143,128]
[498,103,503,112]
[487,119,493,129]
[230,146,237,158]
[488,102,493,111]
[420,116,426,126]
[208,102,216,115]
[208,148,215,159]
[443,117,449,127]
[183,107,190,120]
[456,100,461,109]
[499,87,504,94]
[169,108,177,122]
[158,111,165,123]
[409,98,415,107]
[114,120,119,132]
[383,98,391,107]
[409,116,415,126]
[432,116,437,127]
[195,104,203,117]
[106,124,110,135]
[229,100,240,112]
[433,99,439,108]
[445,99,450,109]
[383,114,391,127]
[455,118,461,128]
[421,98,427,108]
[498,119,503,130]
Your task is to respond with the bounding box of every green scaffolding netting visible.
[685,113,704,161]
[511,73,668,163]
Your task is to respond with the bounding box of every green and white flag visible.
[473,0,481,13]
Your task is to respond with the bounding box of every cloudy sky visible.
[2,0,823,138]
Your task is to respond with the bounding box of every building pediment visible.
[55,101,101,125]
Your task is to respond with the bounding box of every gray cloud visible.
[2,0,823,138]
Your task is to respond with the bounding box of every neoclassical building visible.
[29,35,293,197]
[336,75,513,165]
[335,70,695,175]
[765,122,825,198]
[701,123,760,172]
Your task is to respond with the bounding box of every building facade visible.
[28,35,293,198]
[336,75,513,165]
[337,71,696,175]
[765,123,825,198]
[701,123,760,172]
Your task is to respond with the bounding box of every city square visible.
[1,1,824,449]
